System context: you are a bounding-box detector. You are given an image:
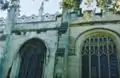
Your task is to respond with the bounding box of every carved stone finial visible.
[114,0,120,13]
[39,1,44,16]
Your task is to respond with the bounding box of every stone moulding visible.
[0,12,61,33]
[0,12,61,26]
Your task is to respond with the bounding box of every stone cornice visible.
[0,12,61,26]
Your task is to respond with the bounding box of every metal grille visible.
[82,36,119,78]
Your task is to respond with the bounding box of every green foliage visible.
[97,0,106,9]
[63,0,74,9]
[73,3,79,12]
[62,0,80,12]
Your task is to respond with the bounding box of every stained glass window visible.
[82,36,119,78]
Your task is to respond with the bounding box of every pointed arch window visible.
[81,36,119,78]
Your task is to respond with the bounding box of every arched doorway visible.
[18,38,46,78]
[81,36,119,78]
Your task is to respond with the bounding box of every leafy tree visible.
[97,0,106,9]
[63,0,74,9]
[114,0,120,13]
[62,0,80,12]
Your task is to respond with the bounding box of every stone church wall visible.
[67,23,120,78]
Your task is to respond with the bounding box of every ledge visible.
[70,12,120,26]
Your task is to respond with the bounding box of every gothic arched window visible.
[82,36,119,78]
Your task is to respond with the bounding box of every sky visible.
[0,0,62,18]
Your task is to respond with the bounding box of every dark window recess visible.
[0,34,7,40]
[107,0,112,4]
[56,48,65,56]
[15,31,21,35]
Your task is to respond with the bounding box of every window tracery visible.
[81,36,119,78]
